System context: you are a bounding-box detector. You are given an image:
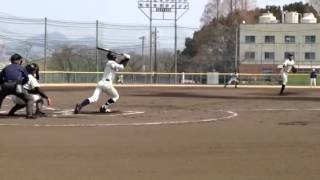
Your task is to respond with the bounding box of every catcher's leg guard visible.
[35,99,46,117]
[8,104,26,116]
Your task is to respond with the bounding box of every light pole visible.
[138,0,189,83]
[139,36,146,72]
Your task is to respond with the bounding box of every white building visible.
[239,12,320,73]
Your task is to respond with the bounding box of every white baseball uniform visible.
[227,72,239,85]
[281,59,295,85]
[87,60,124,104]
[12,74,41,105]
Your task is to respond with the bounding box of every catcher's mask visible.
[25,63,38,74]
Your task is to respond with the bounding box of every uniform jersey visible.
[231,73,239,79]
[23,74,40,90]
[282,59,295,73]
[101,61,124,82]
[0,64,29,84]
[310,71,317,78]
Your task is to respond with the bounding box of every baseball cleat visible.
[99,105,111,113]
[35,111,47,117]
[74,104,81,114]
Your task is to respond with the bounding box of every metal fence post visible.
[44,17,47,83]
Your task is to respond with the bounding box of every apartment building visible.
[239,12,320,74]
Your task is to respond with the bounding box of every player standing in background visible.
[9,63,52,117]
[74,52,130,114]
[279,53,296,95]
[224,71,239,88]
[310,68,317,87]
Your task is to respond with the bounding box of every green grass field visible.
[288,74,319,86]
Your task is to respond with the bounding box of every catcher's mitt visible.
[291,66,297,73]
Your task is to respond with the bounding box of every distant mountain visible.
[0,31,143,62]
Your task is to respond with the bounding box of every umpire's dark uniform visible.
[0,54,35,119]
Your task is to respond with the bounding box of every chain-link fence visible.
[0,15,197,78]
[40,71,317,86]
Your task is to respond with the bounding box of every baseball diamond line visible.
[233,108,320,112]
[0,110,145,117]
[0,110,238,127]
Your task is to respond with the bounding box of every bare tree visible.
[309,0,320,14]
[201,0,256,25]
[16,42,33,60]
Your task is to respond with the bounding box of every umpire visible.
[0,53,35,119]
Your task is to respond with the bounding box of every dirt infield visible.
[0,86,320,180]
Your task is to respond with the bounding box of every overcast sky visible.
[0,0,306,27]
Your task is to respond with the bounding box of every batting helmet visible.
[107,53,116,61]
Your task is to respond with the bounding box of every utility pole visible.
[44,17,47,82]
[139,36,146,72]
[154,27,157,75]
[152,28,158,83]
[96,20,99,81]
[174,0,178,83]
[138,0,189,84]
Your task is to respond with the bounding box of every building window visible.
[264,52,275,60]
[284,52,295,59]
[305,52,316,60]
[245,52,255,60]
[245,36,255,43]
[305,35,316,44]
[285,36,295,43]
[265,36,275,43]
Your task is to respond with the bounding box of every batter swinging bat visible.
[97,47,123,56]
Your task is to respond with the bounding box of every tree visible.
[308,0,320,14]
[201,0,256,25]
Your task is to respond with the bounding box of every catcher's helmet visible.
[25,63,38,74]
[10,53,23,62]
[107,53,116,60]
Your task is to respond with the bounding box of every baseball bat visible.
[96,47,123,55]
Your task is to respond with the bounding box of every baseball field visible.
[0,85,320,180]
